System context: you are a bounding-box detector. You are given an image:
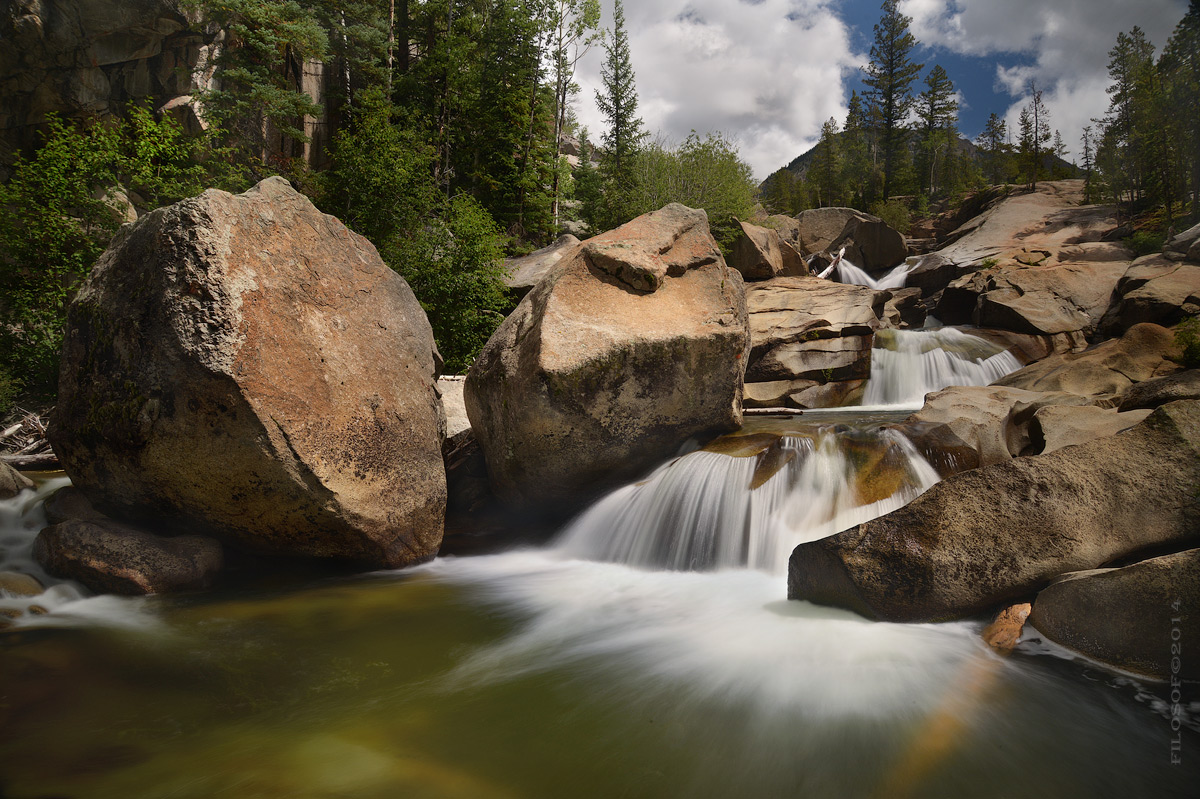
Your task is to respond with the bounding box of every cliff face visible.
[0,0,329,170]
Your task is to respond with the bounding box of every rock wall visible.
[0,0,330,170]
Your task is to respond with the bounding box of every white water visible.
[556,428,939,574]
[862,327,1023,408]
[0,478,158,631]
[833,258,913,290]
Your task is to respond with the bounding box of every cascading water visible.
[556,426,940,574]
[861,327,1023,408]
[832,258,913,289]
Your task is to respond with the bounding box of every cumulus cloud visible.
[900,0,1187,159]
[572,0,862,180]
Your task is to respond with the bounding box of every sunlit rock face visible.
[465,203,749,509]
[51,178,446,568]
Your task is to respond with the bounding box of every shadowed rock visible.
[1029,549,1200,679]
[34,519,223,595]
[788,401,1200,622]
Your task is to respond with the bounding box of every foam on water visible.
[424,551,978,720]
[833,259,913,290]
[862,327,1023,408]
[0,477,155,631]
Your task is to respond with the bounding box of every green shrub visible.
[870,199,911,235]
[1124,231,1166,258]
[1176,316,1200,368]
[0,367,18,418]
[0,115,121,395]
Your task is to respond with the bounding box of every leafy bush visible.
[1124,231,1166,258]
[319,89,510,373]
[0,366,18,418]
[0,116,122,395]
[391,195,509,374]
[870,199,911,235]
[1176,316,1200,368]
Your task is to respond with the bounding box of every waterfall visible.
[861,327,1023,408]
[555,426,940,575]
[833,258,913,290]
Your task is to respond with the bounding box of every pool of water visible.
[2,421,1198,798]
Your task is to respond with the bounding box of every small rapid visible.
[832,258,913,290]
[861,327,1023,408]
[555,425,939,574]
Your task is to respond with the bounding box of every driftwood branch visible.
[1,452,59,470]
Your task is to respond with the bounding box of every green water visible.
[2,558,1197,799]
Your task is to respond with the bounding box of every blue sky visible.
[571,0,1189,180]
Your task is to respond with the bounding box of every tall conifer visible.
[862,0,923,200]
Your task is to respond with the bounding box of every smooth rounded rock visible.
[34,519,223,595]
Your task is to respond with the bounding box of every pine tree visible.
[549,0,602,229]
[1080,125,1097,203]
[1019,84,1052,188]
[842,90,873,208]
[915,64,958,198]
[976,112,1011,185]
[862,0,924,199]
[593,0,646,229]
[812,118,843,207]
[1160,0,1200,215]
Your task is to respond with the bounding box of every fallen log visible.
[1,452,60,470]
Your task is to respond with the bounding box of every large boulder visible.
[49,177,446,568]
[935,259,1127,337]
[502,234,581,298]
[788,400,1200,622]
[728,220,785,281]
[464,204,749,507]
[1029,549,1200,679]
[1119,369,1200,411]
[1098,255,1200,336]
[905,385,1095,466]
[34,519,222,595]
[0,462,34,499]
[994,322,1181,403]
[744,277,880,408]
[794,207,907,270]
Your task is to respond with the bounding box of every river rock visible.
[1029,404,1152,454]
[0,571,44,596]
[903,253,969,297]
[1165,221,1200,262]
[1098,256,1200,336]
[1118,370,1200,411]
[34,519,223,595]
[905,385,1093,466]
[982,602,1031,654]
[0,462,34,499]
[877,287,925,329]
[788,400,1200,622]
[744,276,880,409]
[43,486,108,525]
[728,220,785,281]
[502,234,581,297]
[994,323,1181,403]
[795,207,907,270]
[1029,549,1200,679]
[465,203,748,507]
[936,260,1127,337]
[49,177,447,568]
[779,240,810,277]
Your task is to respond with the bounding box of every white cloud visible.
[900,0,1188,160]
[572,0,863,180]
